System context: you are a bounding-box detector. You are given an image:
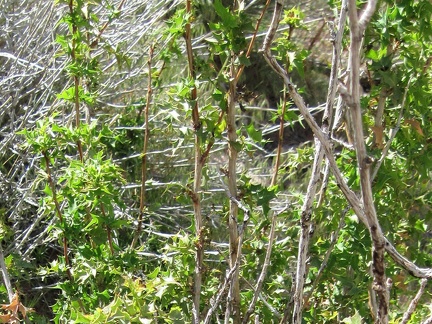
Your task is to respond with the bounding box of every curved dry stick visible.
[317,0,348,207]
[400,278,428,324]
[203,264,239,324]
[384,243,432,278]
[0,243,14,303]
[234,0,271,84]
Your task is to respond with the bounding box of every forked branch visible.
[261,2,431,323]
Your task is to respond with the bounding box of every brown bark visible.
[184,2,207,322]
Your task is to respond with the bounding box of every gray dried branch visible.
[261,2,432,322]
[203,264,239,324]
[303,207,348,307]
[346,1,388,320]
[400,278,428,324]
[291,0,349,320]
[318,0,348,206]
[0,243,14,302]
[290,140,324,323]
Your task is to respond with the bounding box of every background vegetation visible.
[0,0,431,323]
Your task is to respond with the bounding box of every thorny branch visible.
[132,45,155,248]
[223,1,274,321]
[183,0,209,321]
[234,0,271,84]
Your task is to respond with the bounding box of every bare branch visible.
[261,0,365,225]
[203,265,239,324]
[400,278,428,324]
[234,0,271,84]
[368,264,378,320]
[304,207,348,306]
[321,1,348,187]
[262,10,432,285]
[0,244,14,302]
[243,278,282,320]
[262,3,432,322]
[132,45,155,248]
[324,0,348,127]
[358,0,378,33]
[347,0,388,320]
[384,242,432,279]
[183,1,213,321]
[291,140,324,323]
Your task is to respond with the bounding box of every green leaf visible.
[229,140,243,152]
[341,310,363,324]
[256,186,277,215]
[214,0,238,28]
[57,87,76,101]
[246,123,262,142]
[148,267,160,279]
[235,54,250,67]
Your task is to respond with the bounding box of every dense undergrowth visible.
[0,0,431,323]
